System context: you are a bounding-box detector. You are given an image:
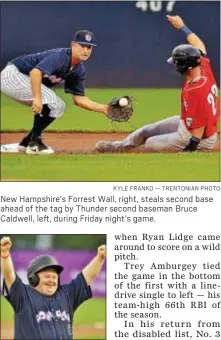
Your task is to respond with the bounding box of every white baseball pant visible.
[0,64,65,118]
[110,116,217,152]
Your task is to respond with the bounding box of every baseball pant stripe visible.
[1,64,65,118]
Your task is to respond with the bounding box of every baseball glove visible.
[107,95,134,122]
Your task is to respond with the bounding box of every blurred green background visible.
[1,89,180,132]
[1,89,220,182]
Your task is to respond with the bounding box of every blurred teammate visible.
[1,236,106,340]
[96,15,219,153]
[1,30,108,154]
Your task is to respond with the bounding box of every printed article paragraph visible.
[111,232,221,338]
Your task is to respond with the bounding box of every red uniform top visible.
[181,57,219,138]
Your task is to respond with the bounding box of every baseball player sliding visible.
[1,236,106,340]
[96,15,219,153]
[0,30,133,154]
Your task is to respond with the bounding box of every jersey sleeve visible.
[64,70,85,96]
[35,52,64,76]
[62,272,92,312]
[3,274,27,314]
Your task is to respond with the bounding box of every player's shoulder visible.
[42,48,70,58]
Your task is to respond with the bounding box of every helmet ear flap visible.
[28,273,60,287]
[28,273,39,287]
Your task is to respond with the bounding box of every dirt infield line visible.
[1,132,220,154]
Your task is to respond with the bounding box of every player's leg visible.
[1,64,65,154]
[144,119,191,152]
[95,116,180,152]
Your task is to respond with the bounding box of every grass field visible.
[0,296,106,339]
[1,89,220,181]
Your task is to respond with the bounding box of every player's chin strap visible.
[183,136,200,152]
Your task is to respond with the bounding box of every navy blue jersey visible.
[3,273,92,340]
[11,48,85,96]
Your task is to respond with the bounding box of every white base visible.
[0,143,20,153]
[1,143,54,154]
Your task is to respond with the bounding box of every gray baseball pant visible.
[0,64,65,118]
[111,116,217,152]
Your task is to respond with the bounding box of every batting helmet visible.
[27,255,64,287]
[167,44,202,74]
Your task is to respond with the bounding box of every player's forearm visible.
[184,127,205,152]
[167,15,207,54]
[30,68,43,99]
[1,253,16,290]
[82,255,105,286]
[73,96,108,115]
[186,33,207,55]
[190,127,205,139]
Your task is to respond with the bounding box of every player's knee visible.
[51,98,66,118]
[58,98,66,115]
[0,71,7,92]
[144,138,161,152]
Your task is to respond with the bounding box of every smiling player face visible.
[72,42,93,62]
[36,268,59,296]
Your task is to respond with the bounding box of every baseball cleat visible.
[95,141,121,153]
[26,140,54,155]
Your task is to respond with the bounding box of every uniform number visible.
[207,84,218,115]
[135,1,176,12]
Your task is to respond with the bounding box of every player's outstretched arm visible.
[73,95,108,116]
[0,237,16,291]
[82,245,106,286]
[30,68,44,114]
[167,15,207,55]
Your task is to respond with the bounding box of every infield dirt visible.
[1,132,220,154]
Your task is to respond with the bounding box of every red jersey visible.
[181,57,219,138]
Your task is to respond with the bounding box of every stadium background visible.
[1,1,220,86]
[1,1,220,181]
[0,234,106,340]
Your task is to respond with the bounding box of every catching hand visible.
[107,95,134,122]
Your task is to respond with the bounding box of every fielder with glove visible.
[1,29,133,154]
[1,236,106,340]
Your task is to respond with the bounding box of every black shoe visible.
[18,134,32,150]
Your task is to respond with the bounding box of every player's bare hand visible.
[102,105,109,116]
[97,245,106,260]
[167,15,185,30]
[32,97,43,114]
[1,237,12,256]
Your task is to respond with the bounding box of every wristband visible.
[184,136,200,152]
[180,25,193,37]
[1,253,10,259]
